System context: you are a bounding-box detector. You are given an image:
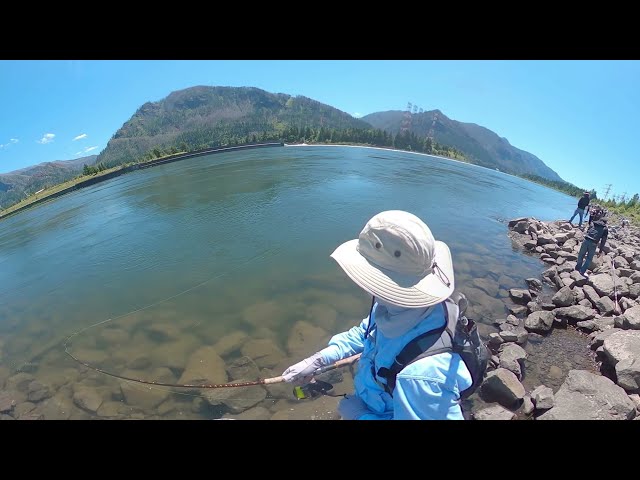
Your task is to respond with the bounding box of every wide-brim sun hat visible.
[330,210,455,308]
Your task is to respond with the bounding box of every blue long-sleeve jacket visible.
[320,302,472,420]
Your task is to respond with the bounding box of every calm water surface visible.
[0,146,587,419]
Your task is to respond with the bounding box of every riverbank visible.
[0,142,283,221]
[469,216,640,419]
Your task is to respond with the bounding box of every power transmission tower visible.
[603,184,612,200]
[400,102,413,135]
[427,111,438,140]
[621,192,628,203]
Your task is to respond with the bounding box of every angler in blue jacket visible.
[282,210,472,420]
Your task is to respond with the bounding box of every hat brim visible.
[330,239,455,308]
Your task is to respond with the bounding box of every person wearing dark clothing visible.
[588,205,605,227]
[575,218,608,275]
[569,192,591,228]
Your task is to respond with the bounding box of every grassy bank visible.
[0,143,281,221]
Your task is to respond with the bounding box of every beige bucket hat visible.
[330,210,455,308]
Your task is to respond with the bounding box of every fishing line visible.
[62,246,285,396]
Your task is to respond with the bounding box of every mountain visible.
[0,155,98,208]
[97,86,372,167]
[361,110,563,182]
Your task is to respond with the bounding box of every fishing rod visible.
[64,343,361,390]
[610,255,620,314]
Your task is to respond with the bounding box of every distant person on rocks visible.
[575,217,608,276]
[281,210,475,420]
[569,191,591,228]
[588,204,606,227]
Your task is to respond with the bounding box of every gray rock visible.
[0,391,16,413]
[522,394,535,415]
[26,381,51,403]
[603,330,640,392]
[203,384,268,414]
[537,234,556,246]
[621,297,637,313]
[498,343,527,379]
[524,310,555,334]
[570,271,588,286]
[526,278,543,292]
[508,305,528,317]
[628,284,640,299]
[589,274,616,298]
[614,256,630,269]
[572,286,586,303]
[222,406,272,420]
[537,370,635,420]
[590,328,623,350]
[512,220,529,233]
[506,315,520,326]
[213,331,249,357]
[488,333,505,349]
[595,296,616,316]
[561,276,574,287]
[531,385,555,410]
[72,387,103,414]
[508,217,530,228]
[554,305,596,322]
[583,284,601,307]
[473,404,516,420]
[527,301,543,313]
[579,299,594,308]
[619,268,636,278]
[498,328,528,345]
[621,306,640,330]
[480,368,525,407]
[178,346,228,388]
[509,289,532,304]
[553,232,571,244]
[552,286,574,307]
[472,278,500,297]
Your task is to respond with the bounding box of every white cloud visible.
[0,138,19,149]
[37,133,55,144]
[75,145,99,156]
[352,112,363,118]
[73,133,88,141]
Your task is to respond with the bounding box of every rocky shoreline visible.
[472,216,640,420]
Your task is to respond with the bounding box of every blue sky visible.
[0,60,638,200]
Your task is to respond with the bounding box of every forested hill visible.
[361,110,563,182]
[97,86,372,167]
[0,155,98,208]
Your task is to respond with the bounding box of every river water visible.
[0,145,594,419]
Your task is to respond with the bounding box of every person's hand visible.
[282,352,325,385]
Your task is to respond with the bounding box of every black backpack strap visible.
[376,321,448,395]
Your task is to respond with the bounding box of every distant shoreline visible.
[0,142,283,221]
[286,142,550,186]
[1,141,571,222]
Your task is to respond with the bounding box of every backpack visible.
[376,292,490,400]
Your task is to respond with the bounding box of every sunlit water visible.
[0,145,594,419]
